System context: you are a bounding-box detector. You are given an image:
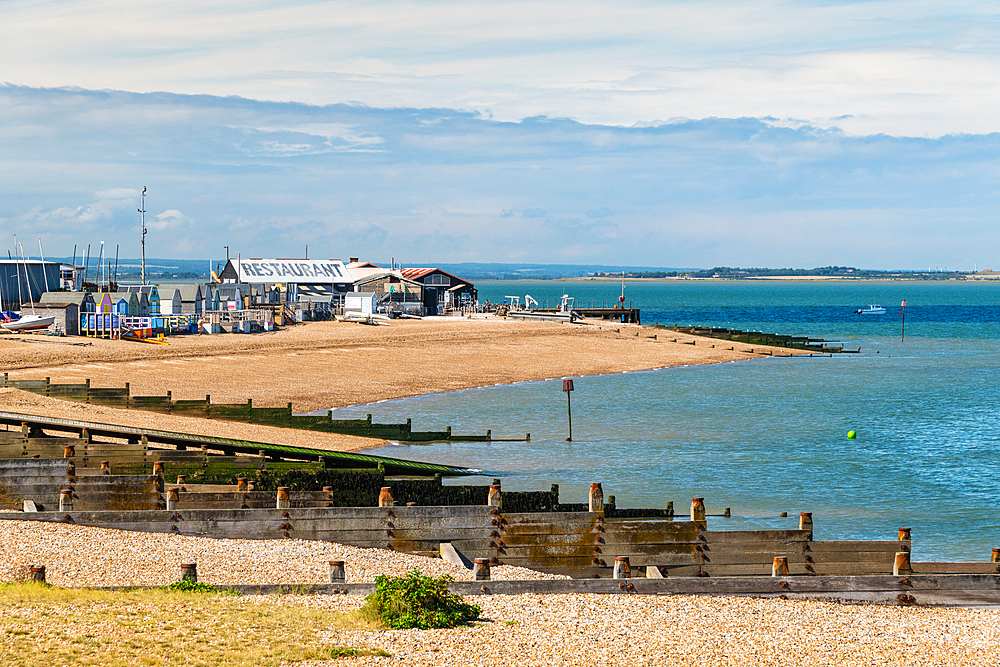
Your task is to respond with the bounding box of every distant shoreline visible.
[479,275,1000,282]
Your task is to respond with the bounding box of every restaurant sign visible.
[237,259,349,284]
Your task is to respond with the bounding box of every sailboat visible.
[1,238,54,332]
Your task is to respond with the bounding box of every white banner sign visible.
[237,259,348,284]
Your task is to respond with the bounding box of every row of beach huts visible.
[3,257,478,339]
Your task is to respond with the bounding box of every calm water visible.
[338,281,1000,561]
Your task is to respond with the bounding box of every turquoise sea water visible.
[339,281,1000,561]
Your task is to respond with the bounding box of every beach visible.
[2,521,999,666]
[6,317,989,666]
[0,318,803,445]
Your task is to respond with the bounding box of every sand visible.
[0,317,806,412]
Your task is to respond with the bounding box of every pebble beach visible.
[4,520,1000,666]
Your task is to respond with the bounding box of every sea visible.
[333,280,1000,561]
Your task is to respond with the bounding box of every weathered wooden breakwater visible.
[663,326,860,353]
[1,374,528,443]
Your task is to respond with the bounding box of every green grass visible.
[0,582,389,666]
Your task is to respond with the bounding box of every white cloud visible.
[2,1,1000,136]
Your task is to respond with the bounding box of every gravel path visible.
[0,520,564,586]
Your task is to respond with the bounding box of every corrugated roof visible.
[399,268,472,286]
[156,283,203,302]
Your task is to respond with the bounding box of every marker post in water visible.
[563,379,574,442]
[900,300,907,342]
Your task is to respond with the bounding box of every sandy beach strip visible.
[0,388,387,452]
[0,318,810,412]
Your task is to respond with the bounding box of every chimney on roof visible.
[349,257,359,264]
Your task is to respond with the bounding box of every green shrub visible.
[164,580,232,594]
[360,570,481,629]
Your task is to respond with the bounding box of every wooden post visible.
[487,484,502,509]
[236,477,248,493]
[562,379,574,441]
[152,461,164,478]
[645,565,665,579]
[58,489,73,512]
[276,487,290,509]
[29,566,46,584]
[166,488,179,510]
[666,501,674,517]
[100,461,110,475]
[64,444,75,458]
[473,558,491,581]
[589,483,603,512]
[613,556,631,579]
[772,556,789,577]
[799,512,813,537]
[176,475,186,488]
[894,551,913,576]
[180,563,198,583]
[378,487,393,508]
[992,548,1000,563]
[691,497,706,525]
[328,560,346,582]
[898,527,911,542]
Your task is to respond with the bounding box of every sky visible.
[2,1,999,269]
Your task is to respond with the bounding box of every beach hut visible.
[113,297,129,315]
[157,288,182,315]
[96,293,114,314]
[156,284,202,314]
[344,292,378,316]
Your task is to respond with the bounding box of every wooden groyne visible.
[1,374,529,444]
[0,412,472,478]
[664,326,861,353]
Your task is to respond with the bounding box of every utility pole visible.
[138,186,147,285]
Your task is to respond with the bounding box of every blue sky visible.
[2,1,999,268]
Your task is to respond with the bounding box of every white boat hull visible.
[1,315,55,331]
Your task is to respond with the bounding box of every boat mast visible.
[139,186,147,285]
[38,238,50,293]
[17,241,37,315]
[13,235,23,311]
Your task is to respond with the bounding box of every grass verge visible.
[0,582,389,666]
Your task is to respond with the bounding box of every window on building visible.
[424,274,449,285]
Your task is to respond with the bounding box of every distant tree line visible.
[593,266,970,280]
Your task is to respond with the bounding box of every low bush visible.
[360,570,481,629]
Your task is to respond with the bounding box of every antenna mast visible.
[139,186,147,285]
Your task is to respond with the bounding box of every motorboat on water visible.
[1,314,56,331]
[854,304,887,315]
